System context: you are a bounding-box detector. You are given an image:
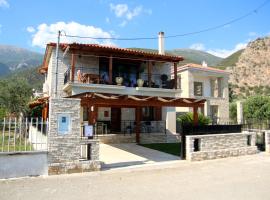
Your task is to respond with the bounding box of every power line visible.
[62,0,270,41]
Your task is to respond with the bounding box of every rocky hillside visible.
[217,49,244,69]
[0,45,43,76]
[229,37,270,98]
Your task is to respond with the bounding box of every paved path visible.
[100,143,180,169]
[1,153,270,200]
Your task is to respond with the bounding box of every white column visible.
[237,101,243,124]
[162,107,176,134]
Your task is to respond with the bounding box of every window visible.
[142,107,154,121]
[194,82,203,96]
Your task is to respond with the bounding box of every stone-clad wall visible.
[186,132,257,161]
[48,98,100,175]
[140,133,180,144]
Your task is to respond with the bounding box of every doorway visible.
[111,108,121,132]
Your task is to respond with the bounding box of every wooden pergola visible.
[68,92,206,143]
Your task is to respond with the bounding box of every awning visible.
[68,92,205,108]
[28,96,49,109]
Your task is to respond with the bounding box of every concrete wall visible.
[0,151,48,179]
[48,98,100,175]
[265,131,270,153]
[186,132,257,161]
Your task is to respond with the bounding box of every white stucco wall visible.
[175,69,229,120]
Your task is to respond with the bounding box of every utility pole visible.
[55,30,61,97]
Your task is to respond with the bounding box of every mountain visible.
[217,49,244,69]
[130,48,223,66]
[169,49,222,66]
[0,45,43,76]
[5,67,44,90]
[229,36,270,98]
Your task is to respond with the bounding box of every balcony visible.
[63,67,181,97]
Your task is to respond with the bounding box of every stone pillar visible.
[48,98,100,175]
[237,101,244,124]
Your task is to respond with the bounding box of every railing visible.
[64,67,177,89]
[180,124,242,135]
[121,120,166,135]
[0,118,48,153]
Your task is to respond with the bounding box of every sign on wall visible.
[57,114,71,134]
[84,125,93,137]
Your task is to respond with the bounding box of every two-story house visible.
[36,32,206,143]
[174,62,230,123]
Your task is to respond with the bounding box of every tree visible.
[243,95,270,120]
[0,78,32,117]
[229,102,237,123]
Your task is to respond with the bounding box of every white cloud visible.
[29,21,115,48]
[189,43,205,51]
[0,0,9,8]
[207,43,247,58]
[110,3,151,26]
[126,6,142,20]
[110,3,128,17]
[105,17,110,23]
[26,26,35,33]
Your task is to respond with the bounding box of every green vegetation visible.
[229,102,237,122]
[140,143,180,156]
[176,112,211,125]
[129,48,223,66]
[243,96,270,120]
[0,133,32,152]
[5,66,43,90]
[0,78,32,118]
[218,49,244,68]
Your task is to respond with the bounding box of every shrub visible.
[176,112,211,126]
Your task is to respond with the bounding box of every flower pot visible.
[115,77,123,86]
[137,79,144,87]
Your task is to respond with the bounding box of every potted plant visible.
[137,65,145,87]
[115,65,124,85]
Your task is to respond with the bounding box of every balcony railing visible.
[64,67,178,89]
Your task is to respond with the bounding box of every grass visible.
[0,133,32,152]
[139,143,181,157]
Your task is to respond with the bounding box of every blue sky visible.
[0,0,269,57]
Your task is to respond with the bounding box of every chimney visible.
[158,31,165,55]
[202,60,208,67]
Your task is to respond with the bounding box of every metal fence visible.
[0,118,48,153]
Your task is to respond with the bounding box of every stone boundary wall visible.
[140,133,180,144]
[98,133,180,144]
[0,151,48,179]
[186,132,257,161]
[48,98,100,175]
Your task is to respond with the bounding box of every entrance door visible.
[210,105,218,124]
[111,108,121,132]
